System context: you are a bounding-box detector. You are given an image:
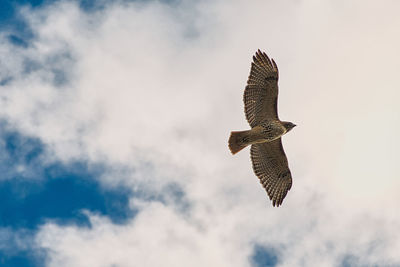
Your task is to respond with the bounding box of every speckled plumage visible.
[228,50,296,207]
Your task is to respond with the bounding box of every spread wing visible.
[250,139,292,207]
[244,50,279,128]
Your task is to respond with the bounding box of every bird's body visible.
[228,50,296,207]
[229,120,286,152]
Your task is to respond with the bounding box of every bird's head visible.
[283,121,296,132]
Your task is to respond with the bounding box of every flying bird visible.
[228,50,296,207]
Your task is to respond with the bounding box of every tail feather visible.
[228,130,250,154]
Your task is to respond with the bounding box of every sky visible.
[0,0,400,266]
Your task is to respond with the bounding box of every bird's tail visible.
[228,130,251,155]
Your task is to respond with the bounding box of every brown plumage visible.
[228,50,296,207]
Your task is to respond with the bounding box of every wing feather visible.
[250,139,292,207]
[244,50,279,127]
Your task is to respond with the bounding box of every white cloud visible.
[1,0,400,266]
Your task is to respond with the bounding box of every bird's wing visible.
[250,139,292,207]
[244,50,279,127]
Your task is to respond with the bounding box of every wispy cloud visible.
[1,0,400,266]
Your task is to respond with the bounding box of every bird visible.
[228,50,296,207]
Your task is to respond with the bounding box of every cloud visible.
[1,0,400,266]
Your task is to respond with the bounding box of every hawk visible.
[228,50,296,207]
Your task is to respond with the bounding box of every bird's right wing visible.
[244,50,279,128]
[250,139,292,207]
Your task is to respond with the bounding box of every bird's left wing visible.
[250,139,292,207]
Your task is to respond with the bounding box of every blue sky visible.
[0,123,271,265]
[0,123,133,265]
[1,0,400,266]
[0,126,133,229]
[0,2,280,266]
[0,3,132,266]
